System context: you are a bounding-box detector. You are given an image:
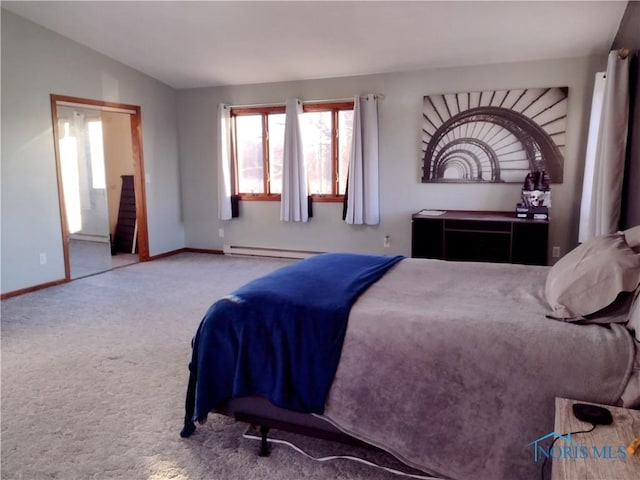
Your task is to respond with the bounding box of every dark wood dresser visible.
[411,210,549,266]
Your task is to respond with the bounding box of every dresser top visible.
[412,209,548,223]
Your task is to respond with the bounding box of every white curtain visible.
[578,72,606,241]
[578,51,630,241]
[280,99,308,222]
[217,104,233,221]
[344,94,380,225]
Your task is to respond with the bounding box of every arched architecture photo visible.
[421,87,568,183]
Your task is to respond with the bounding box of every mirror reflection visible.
[56,106,138,279]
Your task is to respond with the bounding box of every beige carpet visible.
[1,253,428,480]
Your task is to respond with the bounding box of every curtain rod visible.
[316,94,385,101]
[227,94,384,109]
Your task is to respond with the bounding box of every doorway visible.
[50,95,149,280]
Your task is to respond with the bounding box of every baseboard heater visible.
[223,245,322,260]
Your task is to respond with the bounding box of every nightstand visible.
[551,398,640,479]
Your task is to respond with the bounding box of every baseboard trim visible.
[1,278,68,300]
[147,247,224,260]
[146,248,186,260]
[183,247,224,255]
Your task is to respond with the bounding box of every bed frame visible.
[215,396,377,456]
[181,362,370,454]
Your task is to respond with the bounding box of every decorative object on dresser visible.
[411,209,549,265]
[516,169,551,219]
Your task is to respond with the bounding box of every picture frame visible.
[421,87,568,184]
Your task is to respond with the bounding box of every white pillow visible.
[545,233,640,320]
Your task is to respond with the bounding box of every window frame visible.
[230,101,354,203]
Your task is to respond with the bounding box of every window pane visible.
[301,111,332,194]
[235,115,264,194]
[268,113,285,194]
[338,110,353,195]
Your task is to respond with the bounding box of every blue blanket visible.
[181,253,403,436]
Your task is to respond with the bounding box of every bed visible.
[181,227,640,480]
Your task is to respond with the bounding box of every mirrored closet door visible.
[57,106,113,279]
[55,102,142,279]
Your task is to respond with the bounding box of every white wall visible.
[177,56,604,261]
[1,10,185,294]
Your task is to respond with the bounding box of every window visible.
[231,102,353,201]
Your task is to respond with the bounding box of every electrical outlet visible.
[39,253,47,265]
[552,246,561,258]
[383,235,391,248]
[218,228,224,238]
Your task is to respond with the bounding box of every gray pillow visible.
[626,288,640,341]
[545,233,640,320]
[624,225,640,252]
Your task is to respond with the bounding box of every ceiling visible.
[1,1,629,89]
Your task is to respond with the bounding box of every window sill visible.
[236,194,344,203]
[237,194,280,202]
[309,195,344,203]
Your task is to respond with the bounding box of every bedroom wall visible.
[177,56,605,262]
[0,10,185,295]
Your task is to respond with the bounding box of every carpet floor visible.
[1,253,428,480]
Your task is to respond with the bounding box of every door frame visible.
[50,94,150,281]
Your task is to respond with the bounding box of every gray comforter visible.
[322,258,635,479]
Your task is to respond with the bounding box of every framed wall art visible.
[421,87,568,184]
